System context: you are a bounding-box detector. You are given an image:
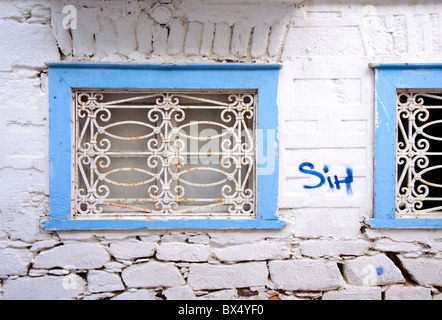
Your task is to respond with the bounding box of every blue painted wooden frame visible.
[44,62,285,230]
[369,63,442,229]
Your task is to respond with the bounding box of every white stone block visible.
[0,74,41,108]
[434,293,442,300]
[200,22,215,56]
[292,78,361,106]
[284,26,365,58]
[300,240,369,258]
[0,3,21,20]
[397,256,442,287]
[296,9,351,27]
[0,248,32,277]
[156,242,210,262]
[341,254,405,286]
[116,16,137,56]
[104,261,126,273]
[87,270,125,293]
[284,119,319,135]
[251,24,270,58]
[71,8,99,57]
[213,22,231,56]
[231,22,251,57]
[163,285,196,300]
[30,239,60,252]
[385,285,432,300]
[1,204,41,244]
[71,28,94,57]
[122,261,185,288]
[268,21,286,57]
[28,269,48,277]
[139,234,161,242]
[289,208,361,238]
[112,289,157,300]
[362,15,394,56]
[269,259,344,291]
[136,10,154,54]
[374,239,421,253]
[284,148,366,170]
[0,21,59,69]
[50,12,73,56]
[160,232,188,243]
[322,287,382,300]
[57,231,96,242]
[185,22,203,55]
[30,5,51,22]
[152,23,168,55]
[7,124,46,157]
[212,241,290,263]
[48,269,70,276]
[95,16,118,56]
[3,275,85,300]
[32,243,110,270]
[208,224,291,246]
[188,234,210,244]
[168,18,187,55]
[109,239,156,260]
[430,13,441,53]
[83,292,115,300]
[188,262,268,290]
[198,289,237,300]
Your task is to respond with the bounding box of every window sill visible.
[368,218,442,229]
[43,218,286,230]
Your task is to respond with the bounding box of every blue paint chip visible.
[376,266,384,276]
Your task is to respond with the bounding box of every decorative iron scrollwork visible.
[74,90,256,219]
[396,90,442,217]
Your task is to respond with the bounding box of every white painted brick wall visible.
[0,0,441,300]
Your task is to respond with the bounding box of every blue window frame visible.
[44,63,285,230]
[369,63,442,228]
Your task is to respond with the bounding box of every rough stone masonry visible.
[0,0,441,300]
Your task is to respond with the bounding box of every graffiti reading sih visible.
[298,162,353,195]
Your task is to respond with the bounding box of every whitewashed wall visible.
[0,0,441,300]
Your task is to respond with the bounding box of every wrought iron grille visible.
[396,90,442,218]
[73,90,257,219]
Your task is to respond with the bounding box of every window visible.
[45,63,284,230]
[370,63,442,228]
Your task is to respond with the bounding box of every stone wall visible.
[0,0,441,300]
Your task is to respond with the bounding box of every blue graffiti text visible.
[298,162,353,195]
